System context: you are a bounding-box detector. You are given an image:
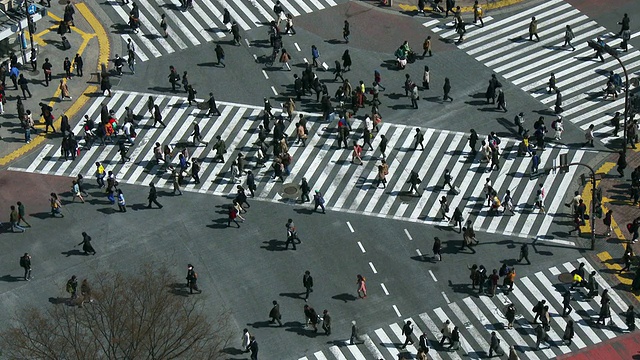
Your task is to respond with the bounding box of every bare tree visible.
[0,265,232,359]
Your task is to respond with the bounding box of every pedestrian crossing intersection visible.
[102,0,339,63]
[422,0,640,148]
[298,257,640,360]
[11,91,588,240]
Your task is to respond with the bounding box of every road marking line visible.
[271,86,278,95]
[245,38,250,47]
[252,53,258,62]
[369,262,377,274]
[381,283,389,295]
[441,291,450,303]
[357,241,366,253]
[392,305,401,317]
[404,228,413,240]
[429,270,438,282]
[294,42,301,52]
[347,221,354,233]
[416,249,422,256]
[303,57,308,63]
[261,70,268,79]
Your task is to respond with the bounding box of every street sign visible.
[27,4,37,15]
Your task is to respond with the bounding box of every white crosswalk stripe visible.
[102,0,343,62]
[13,91,587,241]
[297,258,636,359]
[422,0,640,148]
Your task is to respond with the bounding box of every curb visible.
[0,4,110,167]
[396,0,524,14]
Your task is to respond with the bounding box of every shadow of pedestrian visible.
[29,212,56,219]
[221,347,246,356]
[0,274,22,282]
[279,292,303,300]
[247,321,273,329]
[293,208,314,215]
[61,249,86,257]
[331,293,358,303]
[48,297,69,305]
[261,239,286,251]
[97,207,117,214]
[166,282,190,297]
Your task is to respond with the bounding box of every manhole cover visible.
[558,273,573,284]
[279,183,300,199]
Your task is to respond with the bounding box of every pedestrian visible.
[563,25,576,51]
[488,269,499,297]
[496,88,507,112]
[343,20,350,43]
[422,36,432,57]
[77,232,96,255]
[153,104,166,128]
[313,190,326,213]
[505,303,516,329]
[322,309,331,336]
[625,305,636,331]
[42,58,52,86]
[553,115,564,140]
[488,331,504,357]
[584,124,595,147]
[540,305,551,331]
[547,73,557,94]
[115,189,126,212]
[617,151,627,178]
[147,182,163,209]
[535,325,548,350]
[16,201,31,227]
[443,77,453,102]
[356,274,367,298]
[19,253,32,280]
[283,220,297,250]
[303,270,313,301]
[159,13,168,37]
[215,44,225,67]
[433,237,442,261]
[508,346,519,360]
[206,92,221,116]
[408,171,422,196]
[17,74,31,99]
[9,205,26,232]
[269,300,283,326]
[50,192,64,217]
[440,319,454,345]
[248,335,258,360]
[59,79,72,100]
[241,329,251,353]
[450,326,461,351]
[401,320,415,348]
[410,84,419,109]
[63,56,72,79]
[529,16,539,42]
[279,48,291,71]
[452,207,463,232]
[66,275,78,300]
[227,203,241,228]
[531,150,540,175]
[439,196,450,221]
[71,180,85,203]
[473,0,484,26]
[620,243,633,273]
[379,134,388,158]
[618,13,630,37]
[555,89,563,114]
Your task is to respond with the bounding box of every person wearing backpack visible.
[408,171,422,196]
[20,253,32,280]
[186,264,201,294]
[66,275,78,299]
[313,190,325,213]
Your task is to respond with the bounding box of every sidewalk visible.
[362,0,525,15]
[0,1,108,166]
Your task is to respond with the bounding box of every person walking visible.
[303,270,313,301]
[433,237,442,261]
[77,232,96,255]
[450,326,461,351]
[228,204,241,228]
[443,77,453,102]
[379,134,388,159]
[207,93,222,116]
[562,320,575,345]
[401,320,415,348]
[313,190,326,213]
[71,180,85,203]
[186,264,201,294]
[147,182,163,209]
[488,269,500,297]
[620,243,633,273]
[452,207,463,232]
[269,300,283,326]
[59,79,72,100]
[440,319,454,345]
[563,25,576,51]
[617,13,630,37]
[488,331,504,357]
[153,104,166,128]
[17,74,32,99]
[505,303,516,329]
[342,20,350,43]
[115,189,126,212]
[439,196,450,221]
[212,135,226,163]
[422,36,432,57]
[584,124,595,147]
[50,192,64,217]
[248,336,258,360]
[408,171,422,196]
[66,275,78,300]
[356,274,367,298]
[350,320,362,345]
[517,243,531,264]
[535,325,548,350]
[496,88,507,112]
[20,253,32,280]
[473,0,484,26]
[16,201,31,227]
[529,16,539,42]
[191,121,208,146]
[9,205,26,232]
[617,151,626,178]
[322,310,331,335]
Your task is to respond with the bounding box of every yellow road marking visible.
[597,251,640,301]
[0,5,109,166]
[399,0,523,13]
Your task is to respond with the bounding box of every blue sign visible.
[27,4,37,15]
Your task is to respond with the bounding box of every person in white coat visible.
[553,116,564,141]
[241,328,251,352]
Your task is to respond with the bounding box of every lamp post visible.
[587,39,630,155]
[555,159,597,250]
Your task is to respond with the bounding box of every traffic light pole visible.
[554,161,597,250]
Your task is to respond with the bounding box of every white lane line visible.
[313,351,328,360]
[362,334,385,360]
[429,270,438,282]
[392,305,401,317]
[328,345,347,360]
[374,328,400,357]
[357,241,366,253]
[271,86,278,95]
[404,228,413,240]
[262,70,269,79]
[416,249,422,257]
[381,283,389,295]
[422,19,439,28]
[369,262,377,274]
[345,343,367,360]
[441,291,449,303]
[347,221,355,233]
[294,42,301,51]
[245,38,251,47]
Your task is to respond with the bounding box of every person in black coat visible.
[303,270,313,301]
[248,336,258,360]
[77,232,96,255]
[269,300,282,326]
[147,182,163,208]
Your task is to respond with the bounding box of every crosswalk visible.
[101,0,340,62]
[299,257,640,360]
[423,0,640,147]
[11,91,588,240]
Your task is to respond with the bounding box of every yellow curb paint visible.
[0,5,109,166]
[398,0,523,13]
[76,3,110,71]
[48,12,95,38]
[0,86,97,166]
[597,251,640,301]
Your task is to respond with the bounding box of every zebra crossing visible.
[11,91,588,240]
[422,0,640,147]
[101,0,340,63]
[299,257,639,360]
